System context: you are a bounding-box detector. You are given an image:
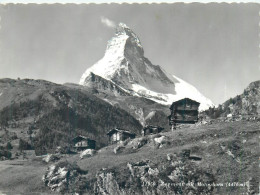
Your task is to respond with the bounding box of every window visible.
[186,103,191,108]
[113,133,117,141]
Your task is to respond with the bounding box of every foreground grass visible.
[0,120,259,194]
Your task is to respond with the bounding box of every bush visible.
[35,147,47,156]
[6,142,13,150]
[19,139,32,151]
[0,147,12,159]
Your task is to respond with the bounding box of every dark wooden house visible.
[71,135,96,151]
[107,128,136,144]
[168,98,200,130]
[142,125,164,136]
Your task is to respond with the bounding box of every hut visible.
[168,98,200,130]
[142,125,164,136]
[107,128,136,144]
[71,135,96,151]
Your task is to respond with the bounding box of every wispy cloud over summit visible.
[101,16,116,28]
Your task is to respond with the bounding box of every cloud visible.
[101,16,116,28]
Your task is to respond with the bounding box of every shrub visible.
[0,147,12,159]
[6,142,13,150]
[19,139,32,151]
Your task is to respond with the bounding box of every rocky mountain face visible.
[204,80,260,119]
[80,23,214,111]
[0,78,142,154]
[227,80,260,115]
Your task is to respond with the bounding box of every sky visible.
[1,0,259,3]
[0,3,259,105]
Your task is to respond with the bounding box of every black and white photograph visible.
[0,0,259,194]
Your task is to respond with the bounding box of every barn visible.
[107,128,136,144]
[168,98,200,130]
[142,125,164,136]
[71,135,96,151]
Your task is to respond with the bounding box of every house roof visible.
[142,125,164,131]
[107,128,136,136]
[72,135,95,142]
[170,98,200,109]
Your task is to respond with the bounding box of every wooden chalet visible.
[168,98,200,130]
[142,125,164,136]
[107,128,136,144]
[71,135,96,151]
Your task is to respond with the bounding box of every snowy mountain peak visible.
[80,23,214,111]
[79,23,170,89]
[115,23,136,37]
[114,23,143,52]
[116,23,130,33]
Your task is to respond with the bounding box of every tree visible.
[0,147,12,159]
[19,139,32,151]
[27,125,34,135]
[6,142,13,150]
[226,107,231,114]
[0,116,8,130]
[218,104,223,112]
[229,98,234,105]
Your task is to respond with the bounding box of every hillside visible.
[0,78,143,155]
[65,82,170,128]
[0,78,259,195]
[0,120,259,194]
[204,80,260,119]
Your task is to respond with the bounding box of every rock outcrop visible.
[80,149,96,159]
[42,161,88,194]
[42,154,61,163]
[93,155,215,195]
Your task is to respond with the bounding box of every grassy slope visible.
[0,78,143,153]
[65,82,170,128]
[0,120,259,194]
[0,159,52,194]
[77,121,259,193]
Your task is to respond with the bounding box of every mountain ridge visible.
[79,23,214,111]
[204,80,260,119]
[0,78,143,154]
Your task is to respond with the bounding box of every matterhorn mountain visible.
[80,23,214,111]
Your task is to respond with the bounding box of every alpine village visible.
[0,19,259,195]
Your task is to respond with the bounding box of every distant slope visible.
[65,82,170,129]
[227,80,260,115]
[0,78,143,154]
[204,80,260,118]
